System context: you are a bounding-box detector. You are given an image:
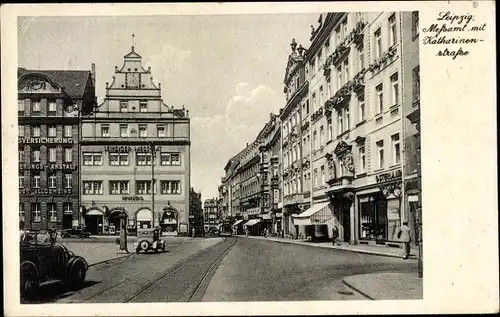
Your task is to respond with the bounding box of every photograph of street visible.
[17,11,423,303]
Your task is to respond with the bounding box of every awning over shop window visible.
[292,202,333,226]
[86,209,103,216]
[233,220,244,226]
[243,219,261,227]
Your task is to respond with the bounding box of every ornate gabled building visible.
[279,37,310,238]
[18,67,96,231]
[80,45,191,236]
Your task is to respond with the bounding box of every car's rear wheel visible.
[20,265,39,300]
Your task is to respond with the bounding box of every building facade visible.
[292,11,419,246]
[280,38,310,238]
[80,46,191,236]
[18,67,96,231]
[203,198,219,231]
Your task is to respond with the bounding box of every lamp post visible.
[149,142,156,228]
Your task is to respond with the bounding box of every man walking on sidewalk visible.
[398,222,412,259]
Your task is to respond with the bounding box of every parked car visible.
[134,228,166,254]
[20,230,89,300]
[60,227,91,239]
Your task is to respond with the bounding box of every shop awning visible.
[292,202,333,226]
[233,220,244,226]
[243,219,261,227]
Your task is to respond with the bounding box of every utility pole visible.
[150,142,155,228]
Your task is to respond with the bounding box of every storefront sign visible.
[104,145,161,153]
[49,164,77,170]
[122,196,144,201]
[375,169,402,184]
[20,188,73,195]
[19,137,73,144]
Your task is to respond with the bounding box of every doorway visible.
[341,204,351,242]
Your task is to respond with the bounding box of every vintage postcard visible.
[1,1,498,316]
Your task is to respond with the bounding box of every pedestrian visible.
[332,226,339,246]
[263,227,267,238]
[397,221,412,259]
[192,227,196,238]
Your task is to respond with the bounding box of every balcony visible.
[367,44,398,76]
[326,175,355,192]
[283,193,303,206]
[311,107,324,123]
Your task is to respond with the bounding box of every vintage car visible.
[20,230,89,300]
[134,228,167,254]
[60,226,91,239]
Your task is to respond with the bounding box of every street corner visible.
[342,272,423,300]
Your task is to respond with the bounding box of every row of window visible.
[19,202,73,222]
[83,152,181,166]
[120,100,148,112]
[19,125,73,138]
[19,173,73,189]
[100,124,170,138]
[83,180,182,195]
[283,133,400,196]
[19,148,74,163]
[18,100,76,113]
[283,63,419,168]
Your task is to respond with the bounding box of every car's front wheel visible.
[67,262,86,290]
[20,265,39,300]
[139,240,150,252]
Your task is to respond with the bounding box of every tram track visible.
[122,237,238,303]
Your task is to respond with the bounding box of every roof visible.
[124,46,142,59]
[18,68,92,98]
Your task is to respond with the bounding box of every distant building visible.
[18,67,96,230]
[203,198,219,231]
[80,45,191,236]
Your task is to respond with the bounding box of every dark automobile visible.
[20,230,89,300]
[60,227,91,239]
[134,228,166,254]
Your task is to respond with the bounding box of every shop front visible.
[161,207,178,235]
[358,169,403,244]
[84,208,105,235]
[292,202,333,241]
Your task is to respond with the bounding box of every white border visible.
[2,2,498,316]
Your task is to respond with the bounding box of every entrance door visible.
[86,216,102,235]
[342,204,351,242]
[63,214,73,229]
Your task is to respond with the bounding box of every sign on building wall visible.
[19,138,73,144]
[179,223,188,233]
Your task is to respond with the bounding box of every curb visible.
[88,254,132,267]
[240,236,415,260]
[342,278,375,300]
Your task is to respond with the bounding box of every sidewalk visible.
[343,272,423,300]
[61,242,131,266]
[240,235,419,259]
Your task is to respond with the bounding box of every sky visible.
[18,14,318,200]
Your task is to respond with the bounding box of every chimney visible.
[91,63,96,87]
